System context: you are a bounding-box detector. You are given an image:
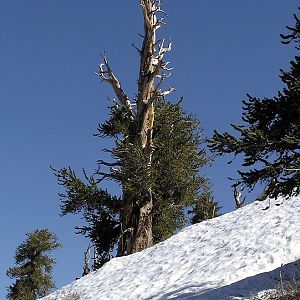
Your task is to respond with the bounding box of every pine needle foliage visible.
[209,11,300,200]
[53,97,218,267]
[6,229,61,300]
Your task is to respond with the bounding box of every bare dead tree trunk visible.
[96,0,173,255]
[82,244,91,276]
[233,182,246,209]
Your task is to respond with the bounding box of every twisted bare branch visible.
[96,54,132,110]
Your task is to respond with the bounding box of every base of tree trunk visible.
[131,198,153,253]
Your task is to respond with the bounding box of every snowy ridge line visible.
[41,196,300,300]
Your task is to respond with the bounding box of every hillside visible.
[41,196,300,300]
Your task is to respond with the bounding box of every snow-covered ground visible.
[41,196,300,300]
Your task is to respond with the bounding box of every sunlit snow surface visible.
[41,196,300,300]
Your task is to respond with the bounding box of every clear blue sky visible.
[0,1,298,297]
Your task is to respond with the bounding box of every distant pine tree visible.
[7,229,61,300]
[209,10,300,200]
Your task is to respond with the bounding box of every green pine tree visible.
[52,0,218,268]
[209,10,300,200]
[7,229,61,300]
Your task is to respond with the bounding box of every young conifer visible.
[7,229,61,300]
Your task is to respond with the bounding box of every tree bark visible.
[131,190,153,253]
[98,0,173,255]
[129,0,158,253]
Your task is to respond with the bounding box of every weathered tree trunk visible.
[130,0,157,253]
[131,191,153,253]
[117,192,153,255]
[232,182,246,209]
[82,245,91,276]
[97,0,173,255]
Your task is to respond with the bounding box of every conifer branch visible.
[97,159,121,167]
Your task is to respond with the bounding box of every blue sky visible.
[0,1,298,297]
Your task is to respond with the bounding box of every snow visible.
[41,196,300,300]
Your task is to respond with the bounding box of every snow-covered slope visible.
[41,196,300,300]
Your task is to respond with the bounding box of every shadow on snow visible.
[146,260,300,300]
